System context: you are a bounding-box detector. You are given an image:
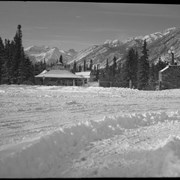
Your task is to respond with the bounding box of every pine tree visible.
[73,60,77,73]
[133,50,139,88]
[14,25,34,84]
[112,56,117,77]
[12,25,23,83]
[83,59,86,71]
[24,56,35,84]
[137,40,150,90]
[114,64,122,87]
[43,59,46,70]
[0,37,4,84]
[90,59,93,71]
[106,58,109,71]
[96,64,99,81]
[94,64,97,71]
[78,65,82,72]
[121,48,137,88]
[59,55,63,64]
[148,63,156,90]
[18,52,26,84]
[105,58,110,83]
[121,61,129,87]
[2,39,13,84]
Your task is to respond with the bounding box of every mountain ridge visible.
[68,27,180,68]
[25,27,180,68]
[24,46,78,65]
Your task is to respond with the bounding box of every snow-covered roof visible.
[159,65,169,73]
[39,70,48,75]
[75,71,91,78]
[159,65,180,73]
[35,70,83,79]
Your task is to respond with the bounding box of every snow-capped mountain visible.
[68,27,180,68]
[25,27,180,68]
[25,46,77,65]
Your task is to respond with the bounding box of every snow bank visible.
[1,110,180,177]
[75,137,180,177]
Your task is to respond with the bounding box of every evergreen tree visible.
[73,60,77,73]
[106,58,109,71]
[121,48,138,88]
[96,64,99,81]
[40,61,44,71]
[43,59,46,70]
[2,39,13,84]
[114,64,122,87]
[105,58,110,83]
[112,56,117,77]
[148,63,156,90]
[78,65,82,72]
[133,50,139,88]
[0,37,4,84]
[90,59,93,71]
[13,25,23,83]
[59,55,63,64]
[121,61,129,87]
[83,59,86,71]
[18,51,26,84]
[137,40,150,90]
[93,64,97,71]
[24,56,35,84]
[10,25,34,84]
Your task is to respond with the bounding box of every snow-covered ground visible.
[1,85,180,177]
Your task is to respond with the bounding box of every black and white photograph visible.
[1,1,180,177]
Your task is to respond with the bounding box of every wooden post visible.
[73,79,75,86]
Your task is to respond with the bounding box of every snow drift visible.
[1,110,180,177]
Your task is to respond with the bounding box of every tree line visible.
[99,40,168,90]
[71,58,100,81]
[0,25,49,85]
[0,25,168,90]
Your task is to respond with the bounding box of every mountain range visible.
[25,27,180,68]
[24,45,77,65]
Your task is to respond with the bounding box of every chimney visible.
[168,46,175,65]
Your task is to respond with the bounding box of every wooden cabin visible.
[159,65,180,90]
[35,62,84,86]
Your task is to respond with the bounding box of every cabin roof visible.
[75,71,91,78]
[160,65,180,73]
[35,69,83,79]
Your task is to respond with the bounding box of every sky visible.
[0,2,180,51]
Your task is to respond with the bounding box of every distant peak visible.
[103,39,122,47]
[164,27,176,32]
[25,45,50,52]
[162,27,176,35]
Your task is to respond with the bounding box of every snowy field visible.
[1,85,180,177]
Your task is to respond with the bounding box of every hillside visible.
[68,27,180,68]
[24,27,180,68]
